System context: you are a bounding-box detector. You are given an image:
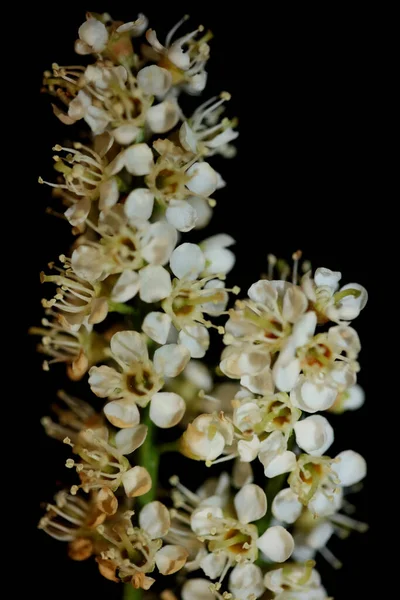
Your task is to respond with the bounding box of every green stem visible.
[108,301,138,315]
[137,406,159,508]
[123,584,142,600]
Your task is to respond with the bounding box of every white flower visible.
[264,564,327,600]
[179,93,238,157]
[302,267,368,322]
[75,17,109,55]
[234,484,267,524]
[89,331,189,426]
[229,563,265,599]
[294,415,334,456]
[257,525,294,562]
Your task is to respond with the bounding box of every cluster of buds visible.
[35,11,367,599]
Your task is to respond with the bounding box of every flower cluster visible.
[35,11,367,599]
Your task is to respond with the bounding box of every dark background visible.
[16,3,380,598]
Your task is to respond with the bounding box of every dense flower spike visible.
[36,11,367,599]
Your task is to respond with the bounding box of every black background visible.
[14,3,383,598]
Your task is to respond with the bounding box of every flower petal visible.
[137,65,172,96]
[150,392,186,428]
[124,188,154,221]
[124,143,154,175]
[234,484,267,524]
[257,525,294,562]
[142,312,172,344]
[110,331,148,365]
[111,270,140,303]
[139,265,172,303]
[271,488,303,524]
[178,326,210,358]
[170,243,205,279]
[166,199,198,232]
[139,501,170,539]
[122,466,152,497]
[186,162,218,197]
[155,545,189,575]
[153,344,190,377]
[104,400,140,429]
[115,424,148,454]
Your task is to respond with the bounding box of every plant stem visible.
[123,584,142,600]
[137,406,159,508]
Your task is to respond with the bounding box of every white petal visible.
[112,124,139,145]
[147,99,180,134]
[294,415,334,456]
[190,506,223,536]
[305,522,334,549]
[111,270,140,303]
[229,563,265,600]
[116,14,148,36]
[182,579,215,600]
[337,283,368,319]
[271,488,303,524]
[187,196,212,229]
[232,460,253,488]
[248,279,278,305]
[237,435,261,462]
[203,247,235,275]
[273,356,301,392]
[308,488,343,517]
[332,450,367,486]
[342,384,365,411]
[71,245,104,282]
[84,105,110,135]
[234,484,267,524]
[282,285,308,323]
[141,222,178,266]
[150,392,186,428]
[153,344,190,377]
[291,311,317,348]
[142,312,172,344]
[234,402,262,433]
[124,188,154,221]
[170,243,205,279]
[139,501,170,539]
[166,200,198,232]
[264,451,296,478]
[115,425,147,454]
[291,378,337,413]
[99,178,119,210]
[139,265,172,303]
[186,162,218,197]
[201,233,235,251]
[68,90,91,119]
[200,552,226,579]
[179,326,210,358]
[110,330,147,365]
[124,143,154,175]
[137,65,172,96]
[241,366,274,396]
[155,544,188,575]
[64,197,91,226]
[104,400,140,429]
[122,466,152,497]
[314,268,342,292]
[179,121,198,153]
[183,360,213,392]
[257,525,294,562]
[88,365,121,398]
[78,18,108,52]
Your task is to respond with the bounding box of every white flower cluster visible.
[35,11,367,599]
